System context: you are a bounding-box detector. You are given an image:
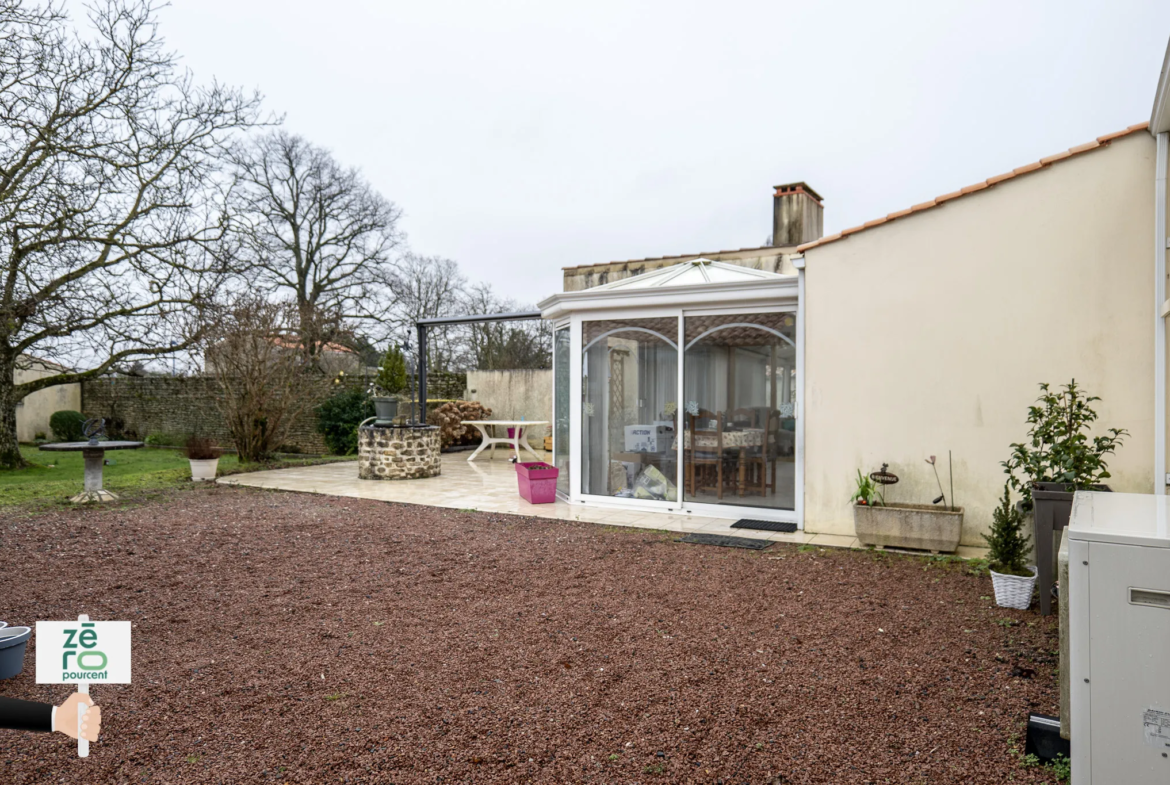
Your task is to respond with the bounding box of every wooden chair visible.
[685,410,725,500]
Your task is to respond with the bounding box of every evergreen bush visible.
[983,483,1033,577]
[49,410,85,442]
[315,386,374,455]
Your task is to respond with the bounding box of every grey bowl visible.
[0,627,31,679]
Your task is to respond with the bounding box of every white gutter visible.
[1157,133,1168,494]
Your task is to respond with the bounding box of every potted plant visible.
[369,345,409,424]
[852,460,963,553]
[983,484,1036,609]
[185,435,222,481]
[1003,380,1128,513]
[1002,380,1127,615]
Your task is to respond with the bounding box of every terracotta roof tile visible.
[1039,150,1073,165]
[796,122,1149,253]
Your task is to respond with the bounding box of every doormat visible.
[677,533,772,550]
[731,519,798,533]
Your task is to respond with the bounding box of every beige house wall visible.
[15,359,81,442]
[801,132,1157,545]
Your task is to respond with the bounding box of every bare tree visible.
[204,297,315,462]
[230,131,404,364]
[0,0,264,468]
[385,252,467,371]
[460,283,549,371]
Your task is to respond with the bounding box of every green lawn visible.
[0,445,354,508]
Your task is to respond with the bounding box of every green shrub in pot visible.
[1001,379,1128,508]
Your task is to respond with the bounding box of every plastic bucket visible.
[0,626,31,679]
[516,462,559,504]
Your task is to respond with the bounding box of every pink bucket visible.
[516,462,559,504]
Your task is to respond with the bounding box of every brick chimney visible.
[772,182,823,247]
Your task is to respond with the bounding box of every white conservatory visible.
[537,259,803,525]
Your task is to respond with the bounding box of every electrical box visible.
[1068,492,1170,784]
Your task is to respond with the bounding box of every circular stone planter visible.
[358,424,441,480]
[0,626,31,679]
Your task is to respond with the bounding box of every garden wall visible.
[464,369,552,440]
[78,369,475,454]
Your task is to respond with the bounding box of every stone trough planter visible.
[854,502,963,554]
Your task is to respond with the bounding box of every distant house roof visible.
[796,122,1150,254]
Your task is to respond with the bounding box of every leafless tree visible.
[0,0,264,468]
[459,282,549,371]
[204,296,316,462]
[230,131,404,365]
[385,252,467,371]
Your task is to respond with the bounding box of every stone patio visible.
[218,452,988,557]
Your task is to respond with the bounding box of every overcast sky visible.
[151,1,1170,305]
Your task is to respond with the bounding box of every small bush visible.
[983,483,1033,576]
[49,410,85,442]
[184,436,221,461]
[316,386,374,455]
[374,346,409,396]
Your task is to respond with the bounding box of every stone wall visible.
[358,425,441,480]
[422,370,467,400]
[81,375,347,454]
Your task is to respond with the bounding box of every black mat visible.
[731,519,798,533]
[677,533,772,550]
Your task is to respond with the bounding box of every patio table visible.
[461,420,549,463]
[40,439,144,503]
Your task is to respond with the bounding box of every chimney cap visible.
[773,182,823,205]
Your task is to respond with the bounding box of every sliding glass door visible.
[553,325,570,497]
[581,317,678,505]
[682,312,797,511]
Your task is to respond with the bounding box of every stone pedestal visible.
[358,425,441,480]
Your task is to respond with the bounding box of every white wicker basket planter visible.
[990,566,1037,610]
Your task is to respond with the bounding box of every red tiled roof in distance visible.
[796,122,1150,253]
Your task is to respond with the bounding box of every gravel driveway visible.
[0,486,1060,784]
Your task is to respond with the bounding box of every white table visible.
[461,420,548,462]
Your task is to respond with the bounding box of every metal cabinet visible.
[1068,491,1170,785]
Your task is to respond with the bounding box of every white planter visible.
[990,566,1038,610]
[189,458,220,482]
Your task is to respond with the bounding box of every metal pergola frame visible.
[414,311,543,415]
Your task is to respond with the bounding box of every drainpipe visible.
[1157,132,1167,494]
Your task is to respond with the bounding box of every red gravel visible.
[0,486,1061,784]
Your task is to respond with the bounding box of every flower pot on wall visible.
[373,397,399,424]
[990,566,1038,610]
[189,457,220,482]
[853,502,963,554]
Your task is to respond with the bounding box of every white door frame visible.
[566,299,804,527]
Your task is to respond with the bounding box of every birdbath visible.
[39,418,144,503]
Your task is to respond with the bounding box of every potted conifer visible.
[984,483,1036,609]
[370,345,409,424]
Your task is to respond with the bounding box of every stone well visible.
[358,424,441,480]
